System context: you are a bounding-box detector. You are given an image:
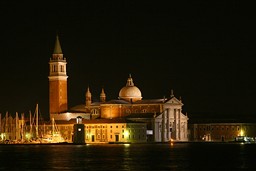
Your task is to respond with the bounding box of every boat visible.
[229,136,255,143]
[0,104,68,145]
[40,118,67,144]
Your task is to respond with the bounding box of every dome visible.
[118,75,142,102]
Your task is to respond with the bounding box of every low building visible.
[189,118,256,142]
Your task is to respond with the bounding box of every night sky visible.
[0,1,255,120]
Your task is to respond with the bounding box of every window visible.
[91,109,98,115]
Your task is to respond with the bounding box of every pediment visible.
[165,97,183,106]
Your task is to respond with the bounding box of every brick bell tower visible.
[48,35,68,115]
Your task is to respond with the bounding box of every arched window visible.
[91,109,98,115]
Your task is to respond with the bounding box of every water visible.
[0,142,256,170]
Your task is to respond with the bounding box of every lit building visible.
[48,35,189,143]
[48,35,68,114]
[189,119,256,142]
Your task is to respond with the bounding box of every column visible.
[178,109,181,140]
[161,111,165,142]
[166,109,170,141]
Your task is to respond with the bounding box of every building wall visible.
[49,80,67,114]
[163,104,188,142]
[52,122,147,144]
[84,123,147,143]
[85,124,108,143]
[101,104,162,119]
[189,123,256,142]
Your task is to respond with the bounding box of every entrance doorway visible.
[115,135,119,142]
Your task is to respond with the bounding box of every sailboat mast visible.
[44,123,45,136]
[36,104,39,138]
[52,118,54,135]
[5,112,8,140]
[21,113,24,142]
[16,112,19,141]
[29,111,32,139]
[0,113,1,139]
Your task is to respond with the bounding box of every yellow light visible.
[240,130,244,136]
[124,130,129,138]
[0,133,5,140]
[25,133,31,139]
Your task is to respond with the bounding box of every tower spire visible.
[100,87,106,102]
[85,86,92,106]
[53,34,62,54]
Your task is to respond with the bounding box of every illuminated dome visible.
[119,74,142,102]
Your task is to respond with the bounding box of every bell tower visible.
[85,87,92,106]
[48,35,68,114]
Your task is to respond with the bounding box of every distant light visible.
[239,130,244,136]
[124,130,129,138]
[25,133,31,139]
[0,133,5,139]
[146,130,153,135]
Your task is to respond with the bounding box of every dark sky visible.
[0,1,255,120]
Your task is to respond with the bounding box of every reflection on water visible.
[1,143,256,170]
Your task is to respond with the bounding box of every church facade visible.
[49,36,189,143]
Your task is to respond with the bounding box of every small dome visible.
[119,74,142,102]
